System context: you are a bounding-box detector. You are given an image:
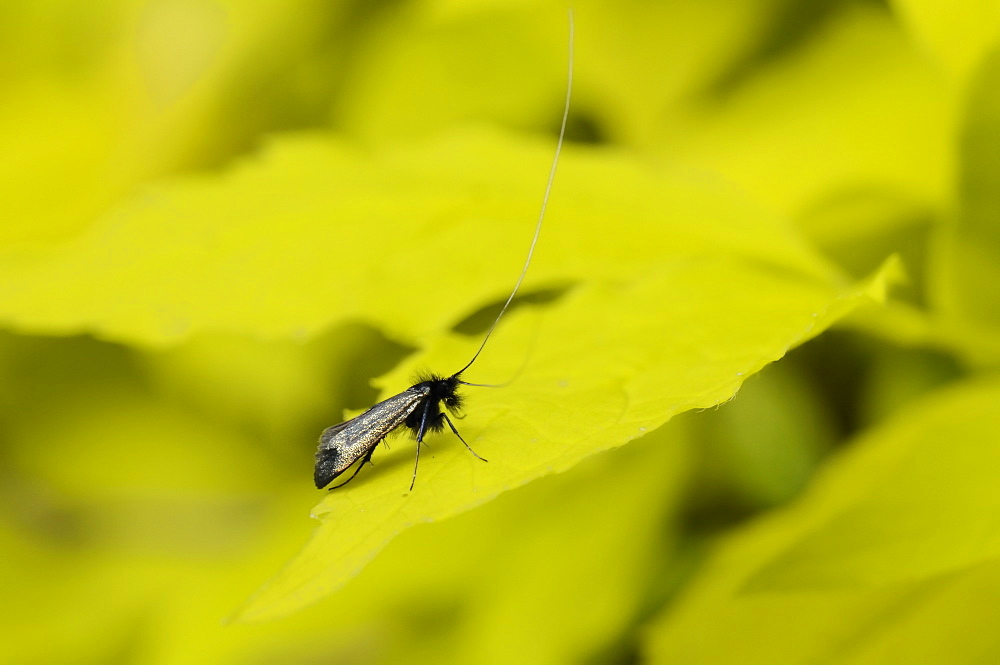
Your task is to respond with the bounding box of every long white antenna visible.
[453,10,574,379]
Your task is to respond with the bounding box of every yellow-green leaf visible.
[288,421,689,664]
[234,254,890,621]
[661,3,953,218]
[747,378,1000,591]
[933,44,1000,365]
[0,122,889,621]
[0,0,354,248]
[891,0,1000,83]
[643,377,1000,664]
[0,129,830,346]
[336,0,768,147]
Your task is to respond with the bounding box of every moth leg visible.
[410,400,433,491]
[328,445,377,491]
[442,413,488,462]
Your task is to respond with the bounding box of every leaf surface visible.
[0,125,888,620]
[644,377,1000,664]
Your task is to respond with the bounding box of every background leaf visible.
[932,44,1000,365]
[0,129,831,346]
[643,377,1000,664]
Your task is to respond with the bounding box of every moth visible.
[314,13,574,491]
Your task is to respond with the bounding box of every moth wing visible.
[318,420,351,440]
[314,385,431,488]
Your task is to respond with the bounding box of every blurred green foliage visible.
[1,1,998,663]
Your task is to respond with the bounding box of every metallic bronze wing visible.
[314,385,431,488]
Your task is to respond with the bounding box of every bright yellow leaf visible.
[644,377,1000,664]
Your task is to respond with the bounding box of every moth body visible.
[314,374,471,490]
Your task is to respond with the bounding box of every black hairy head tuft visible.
[413,371,446,384]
